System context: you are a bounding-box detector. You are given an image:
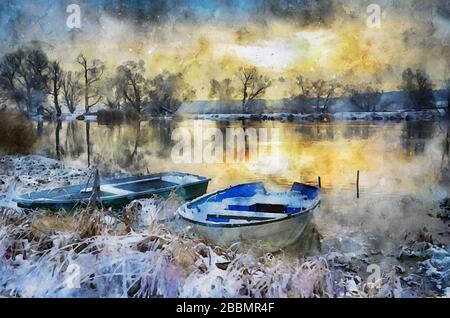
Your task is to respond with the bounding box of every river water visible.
[32,119,450,258]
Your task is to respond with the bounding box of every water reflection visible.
[34,119,447,196]
[65,121,84,159]
[401,121,436,155]
[343,124,374,140]
[55,120,62,161]
[37,120,44,137]
[293,123,337,141]
[86,122,91,167]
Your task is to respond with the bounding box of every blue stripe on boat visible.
[291,182,319,200]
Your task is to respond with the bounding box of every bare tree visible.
[47,61,63,116]
[102,76,122,110]
[349,85,383,112]
[149,71,196,115]
[0,91,7,109]
[0,52,23,110]
[209,78,235,101]
[0,47,49,113]
[401,68,435,109]
[22,48,49,113]
[62,71,82,114]
[293,76,340,114]
[237,67,271,113]
[114,60,148,113]
[77,53,105,114]
[296,75,313,98]
[292,75,315,113]
[309,79,339,114]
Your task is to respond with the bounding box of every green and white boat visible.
[15,172,210,211]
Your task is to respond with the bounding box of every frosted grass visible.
[0,200,416,298]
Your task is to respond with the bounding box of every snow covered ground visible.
[0,156,88,209]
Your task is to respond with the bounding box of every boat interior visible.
[19,173,206,200]
[184,182,319,224]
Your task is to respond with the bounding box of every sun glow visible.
[42,11,447,101]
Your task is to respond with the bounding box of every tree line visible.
[0,46,196,117]
[210,68,442,113]
[0,45,445,116]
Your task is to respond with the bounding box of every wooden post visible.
[356,170,360,199]
[88,168,100,211]
[318,176,321,189]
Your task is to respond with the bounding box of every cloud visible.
[0,0,448,99]
[259,0,340,26]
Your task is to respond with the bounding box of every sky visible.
[0,0,449,100]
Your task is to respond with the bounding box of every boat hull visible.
[184,207,315,251]
[16,174,210,211]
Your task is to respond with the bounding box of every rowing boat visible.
[15,172,210,211]
[178,182,320,251]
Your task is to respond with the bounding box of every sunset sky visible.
[0,0,449,100]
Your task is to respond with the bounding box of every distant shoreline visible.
[29,107,448,123]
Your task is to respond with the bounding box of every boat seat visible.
[79,177,175,196]
[80,185,134,196]
[206,209,285,221]
[206,214,276,223]
[205,205,306,223]
[228,203,286,213]
[227,204,303,214]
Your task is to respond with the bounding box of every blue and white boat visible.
[178,182,320,250]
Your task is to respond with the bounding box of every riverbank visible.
[184,109,447,123]
[0,154,448,297]
[27,108,448,124]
